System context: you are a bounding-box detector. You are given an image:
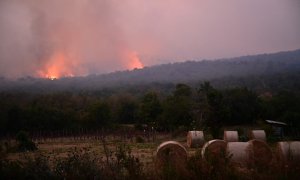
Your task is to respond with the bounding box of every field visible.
[4,133,184,167]
[2,130,300,180]
[1,132,202,179]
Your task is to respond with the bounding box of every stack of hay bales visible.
[155,130,274,171]
[249,130,266,141]
[226,140,272,167]
[224,131,239,142]
[277,141,300,166]
[187,131,205,148]
[156,141,188,175]
[201,140,227,161]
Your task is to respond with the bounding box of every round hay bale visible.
[248,139,272,166]
[227,142,251,166]
[224,131,239,142]
[187,131,205,148]
[156,141,188,172]
[201,139,227,161]
[277,141,300,165]
[249,130,266,141]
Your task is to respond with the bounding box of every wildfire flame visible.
[37,50,143,79]
[37,52,75,80]
[126,51,144,70]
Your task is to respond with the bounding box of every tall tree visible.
[88,101,111,128]
[139,91,162,124]
[161,84,194,130]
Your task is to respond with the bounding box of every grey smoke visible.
[0,0,300,78]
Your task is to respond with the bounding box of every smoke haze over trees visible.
[0,49,299,93]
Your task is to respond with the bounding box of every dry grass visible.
[2,134,300,179]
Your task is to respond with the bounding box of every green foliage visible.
[87,101,111,128]
[139,91,162,124]
[209,125,222,139]
[174,83,192,97]
[115,144,143,179]
[21,154,55,180]
[236,127,248,142]
[0,81,299,136]
[15,131,37,152]
[260,91,300,138]
[161,84,194,130]
[197,83,261,127]
[221,88,260,125]
[54,149,103,179]
[135,136,145,143]
[114,95,138,124]
[0,155,55,180]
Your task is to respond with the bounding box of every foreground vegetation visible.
[1,135,300,180]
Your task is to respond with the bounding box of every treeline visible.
[1,82,300,136]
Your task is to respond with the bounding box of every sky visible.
[0,0,300,78]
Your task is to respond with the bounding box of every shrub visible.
[15,131,37,152]
[135,136,145,143]
[0,154,55,180]
[54,148,103,179]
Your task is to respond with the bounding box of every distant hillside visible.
[98,49,300,83]
[1,49,300,93]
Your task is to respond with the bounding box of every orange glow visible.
[37,52,74,79]
[126,51,144,70]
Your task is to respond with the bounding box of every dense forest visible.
[0,49,300,137]
[1,82,300,138]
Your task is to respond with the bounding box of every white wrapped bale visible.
[248,139,272,166]
[201,139,227,161]
[227,142,250,166]
[227,140,272,167]
[249,130,266,141]
[187,131,205,148]
[277,141,300,165]
[156,141,188,173]
[224,131,239,142]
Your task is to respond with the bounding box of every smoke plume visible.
[0,0,299,78]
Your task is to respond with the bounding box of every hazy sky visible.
[0,0,300,78]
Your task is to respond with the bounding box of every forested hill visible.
[100,49,300,83]
[1,49,300,93]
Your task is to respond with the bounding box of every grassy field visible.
[2,133,193,170]
[1,132,300,179]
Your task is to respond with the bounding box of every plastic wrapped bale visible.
[201,139,227,162]
[187,131,205,148]
[224,131,239,142]
[156,141,188,175]
[249,130,266,142]
[277,141,300,166]
[227,142,251,166]
[248,139,272,167]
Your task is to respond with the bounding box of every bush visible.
[135,136,145,143]
[0,155,55,180]
[15,131,37,152]
[54,148,103,179]
[209,126,222,139]
[115,144,144,179]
